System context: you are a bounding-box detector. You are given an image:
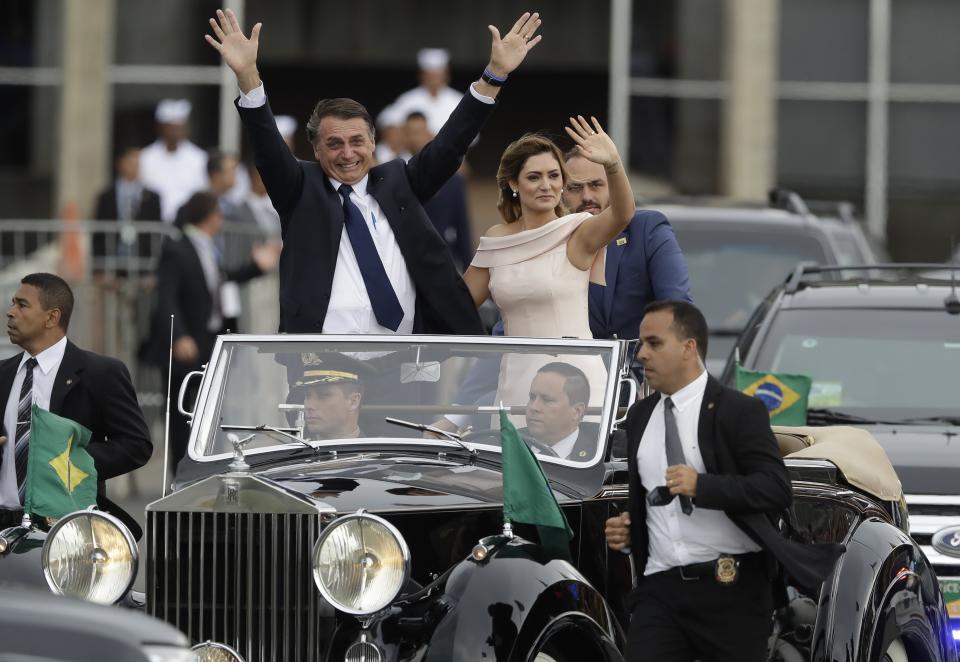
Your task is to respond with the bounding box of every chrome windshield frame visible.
[187,334,625,469]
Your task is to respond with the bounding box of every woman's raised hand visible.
[565,116,621,171]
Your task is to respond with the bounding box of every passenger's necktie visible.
[13,357,37,502]
[338,184,404,331]
[663,397,694,515]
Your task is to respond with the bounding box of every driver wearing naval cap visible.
[288,353,374,440]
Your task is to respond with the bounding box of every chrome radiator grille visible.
[147,511,332,662]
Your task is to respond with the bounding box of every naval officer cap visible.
[275,115,297,141]
[417,48,450,72]
[155,98,192,125]
[287,352,376,392]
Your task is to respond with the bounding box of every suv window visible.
[674,226,829,332]
[751,308,960,418]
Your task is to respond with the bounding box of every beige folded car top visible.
[773,425,903,502]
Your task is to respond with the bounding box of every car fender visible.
[0,527,49,591]
[422,537,623,662]
[811,517,957,662]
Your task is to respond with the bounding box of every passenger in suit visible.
[205,8,542,334]
[561,149,691,340]
[520,362,598,461]
[92,146,163,274]
[143,192,279,467]
[604,300,842,662]
[0,273,152,537]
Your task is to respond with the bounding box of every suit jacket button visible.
[400,206,405,212]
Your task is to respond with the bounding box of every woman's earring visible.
[512,190,518,198]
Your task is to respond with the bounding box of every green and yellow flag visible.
[499,408,573,561]
[23,406,97,518]
[735,364,812,426]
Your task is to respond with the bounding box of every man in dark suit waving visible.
[604,300,841,662]
[0,274,152,538]
[205,8,543,335]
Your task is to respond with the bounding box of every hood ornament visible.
[226,433,253,473]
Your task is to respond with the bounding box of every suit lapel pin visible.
[616,237,628,246]
[65,379,72,385]
[578,450,587,458]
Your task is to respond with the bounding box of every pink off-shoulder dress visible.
[471,212,610,426]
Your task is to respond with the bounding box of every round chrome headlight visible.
[191,641,245,662]
[41,510,137,604]
[312,512,409,615]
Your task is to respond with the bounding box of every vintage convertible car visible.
[1,334,957,662]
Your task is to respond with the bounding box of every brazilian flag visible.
[499,408,573,561]
[735,364,812,426]
[23,406,97,519]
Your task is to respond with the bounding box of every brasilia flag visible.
[735,364,812,426]
[23,406,97,519]
[499,408,574,561]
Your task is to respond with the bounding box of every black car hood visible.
[252,451,583,513]
[859,425,960,495]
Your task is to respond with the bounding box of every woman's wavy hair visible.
[495,133,569,223]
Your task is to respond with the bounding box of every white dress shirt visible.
[550,428,580,459]
[236,83,493,335]
[0,336,68,508]
[638,370,760,575]
[139,139,208,223]
[323,174,416,334]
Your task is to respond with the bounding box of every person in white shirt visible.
[139,98,209,223]
[389,48,464,136]
[604,300,842,662]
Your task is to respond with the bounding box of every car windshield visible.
[751,309,960,419]
[191,336,618,466]
[674,225,829,332]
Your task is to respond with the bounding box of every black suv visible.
[649,190,879,374]
[721,264,960,634]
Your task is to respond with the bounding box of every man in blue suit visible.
[562,149,691,339]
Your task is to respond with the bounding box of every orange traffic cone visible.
[58,201,86,282]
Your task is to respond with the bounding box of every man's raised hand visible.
[205,8,262,92]
[565,116,620,171]
[487,11,543,77]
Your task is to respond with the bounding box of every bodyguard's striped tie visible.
[14,357,37,502]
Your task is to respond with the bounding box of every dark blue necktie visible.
[338,184,404,331]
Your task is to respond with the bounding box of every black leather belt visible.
[659,552,764,584]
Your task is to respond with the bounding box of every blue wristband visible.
[481,68,508,87]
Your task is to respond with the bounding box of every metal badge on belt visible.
[715,555,739,585]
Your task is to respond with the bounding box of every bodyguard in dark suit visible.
[205,8,542,334]
[604,300,842,662]
[143,192,276,466]
[562,151,691,339]
[92,146,163,272]
[0,274,152,537]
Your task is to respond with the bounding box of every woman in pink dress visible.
[463,116,636,419]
